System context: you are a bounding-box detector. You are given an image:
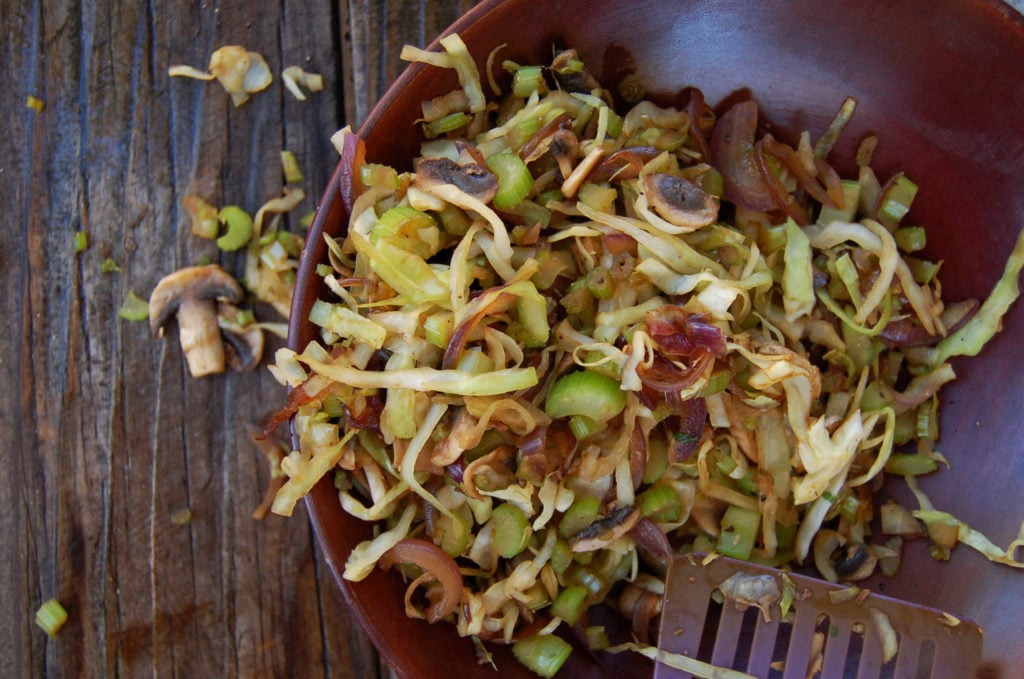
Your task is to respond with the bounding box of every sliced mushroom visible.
[149,264,243,377]
[642,173,718,228]
[519,113,572,164]
[717,572,782,623]
[588,146,661,183]
[570,506,640,552]
[414,157,498,204]
[549,128,579,179]
[834,543,878,582]
[218,301,264,371]
[550,48,601,95]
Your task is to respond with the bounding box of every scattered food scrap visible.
[281,66,324,101]
[35,599,67,638]
[169,45,273,107]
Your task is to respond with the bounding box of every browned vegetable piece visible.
[549,128,579,179]
[414,157,498,203]
[570,506,640,552]
[550,48,601,94]
[149,265,243,377]
[217,302,265,371]
[642,173,718,229]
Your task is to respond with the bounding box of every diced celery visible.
[699,369,730,397]
[906,257,940,284]
[435,202,472,236]
[425,111,472,137]
[321,394,345,419]
[486,150,532,210]
[537,188,564,206]
[513,65,547,98]
[638,484,682,523]
[839,494,861,525]
[512,634,573,679]
[775,522,798,551]
[642,437,669,485]
[424,311,453,348]
[885,453,938,476]
[217,205,254,251]
[916,396,938,440]
[585,266,614,300]
[817,180,860,225]
[761,223,788,253]
[565,563,606,599]
[35,599,68,638]
[568,414,604,440]
[584,625,610,651]
[875,173,918,230]
[895,226,927,253]
[558,495,601,538]
[551,585,588,625]
[371,204,440,259]
[280,150,305,184]
[573,549,595,565]
[550,538,574,574]
[834,252,864,308]
[554,57,584,75]
[436,504,473,556]
[545,370,626,424]
[716,505,760,560]
[491,503,532,558]
[308,299,334,329]
[118,290,150,321]
[511,200,551,229]
[360,163,401,190]
[894,410,918,445]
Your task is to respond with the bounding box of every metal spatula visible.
[654,554,982,679]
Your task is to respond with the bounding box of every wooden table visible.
[2,1,473,676]
[7,1,1024,678]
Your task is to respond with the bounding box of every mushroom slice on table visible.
[149,264,244,377]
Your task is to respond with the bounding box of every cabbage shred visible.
[269,36,1024,673]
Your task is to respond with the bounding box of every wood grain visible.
[0,0,475,676]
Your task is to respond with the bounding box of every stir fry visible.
[267,35,1024,677]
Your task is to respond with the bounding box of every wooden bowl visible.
[289,1,1024,676]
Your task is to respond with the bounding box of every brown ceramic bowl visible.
[289,1,1024,676]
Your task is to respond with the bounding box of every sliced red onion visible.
[710,100,775,210]
[380,538,464,623]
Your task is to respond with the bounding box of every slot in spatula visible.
[654,554,982,678]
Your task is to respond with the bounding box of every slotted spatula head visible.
[655,554,982,679]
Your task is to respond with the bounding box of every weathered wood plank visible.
[2,0,496,677]
[0,0,383,677]
[339,0,478,127]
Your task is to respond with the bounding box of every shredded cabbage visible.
[266,34,1024,676]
